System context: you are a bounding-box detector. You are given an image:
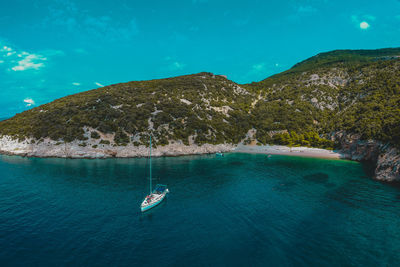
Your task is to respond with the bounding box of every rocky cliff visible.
[334,132,400,182]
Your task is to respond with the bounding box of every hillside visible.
[1,48,400,149]
[248,50,400,148]
[0,73,254,147]
[1,48,400,180]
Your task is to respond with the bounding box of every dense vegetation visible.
[1,48,399,149]
[0,73,254,146]
[248,50,400,148]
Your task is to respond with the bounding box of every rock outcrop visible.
[0,135,235,158]
[334,132,400,182]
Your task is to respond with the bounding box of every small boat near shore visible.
[216,152,224,157]
[141,136,169,212]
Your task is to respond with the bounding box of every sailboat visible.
[141,135,169,212]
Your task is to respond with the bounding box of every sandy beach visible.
[234,144,343,159]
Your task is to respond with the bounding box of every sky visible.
[1,0,400,117]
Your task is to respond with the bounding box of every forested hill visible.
[248,48,400,148]
[1,48,400,149]
[279,47,400,75]
[0,73,254,146]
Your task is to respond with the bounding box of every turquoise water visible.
[0,153,399,266]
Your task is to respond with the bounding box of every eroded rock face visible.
[0,135,235,159]
[336,133,381,161]
[375,147,400,182]
[334,132,400,182]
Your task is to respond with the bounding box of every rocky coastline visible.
[334,132,400,182]
[1,133,399,182]
[0,135,235,159]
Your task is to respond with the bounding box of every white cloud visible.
[360,21,370,30]
[72,82,81,86]
[95,82,104,87]
[1,46,12,52]
[12,54,47,71]
[23,98,35,107]
[352,15,373,30]
[0,44,50,71]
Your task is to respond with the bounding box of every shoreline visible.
[3,137,399,181]
[0,134,342,160]
[233,144,343,159]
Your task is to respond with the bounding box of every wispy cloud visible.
[0,43,62,72]
[287,4,318,21]
[72,82,80,86]
[12,53,47,71]
[239,61,283,83]
[41,0,139,42]
[169,61,186,70]
[23,98,35,107]
[95,82,104,87]
[164,56,186,71]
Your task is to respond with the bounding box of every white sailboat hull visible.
[141,188,169,212]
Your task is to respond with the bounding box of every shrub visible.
[99,139,110,145]
[114,128,129,145]
[90,131,100,139]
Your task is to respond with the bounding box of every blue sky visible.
[1,0,400,117]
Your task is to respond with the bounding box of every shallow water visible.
[0,153,399,266]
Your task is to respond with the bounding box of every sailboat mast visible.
[149,135,152,195]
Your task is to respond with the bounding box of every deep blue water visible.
[0,153,399,266]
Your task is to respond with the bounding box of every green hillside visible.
[1,48,400,149]
[249,57,400,148]
[274,47,400,76]
[0,73,253,146]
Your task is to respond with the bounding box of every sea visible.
[0,153,399,266]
